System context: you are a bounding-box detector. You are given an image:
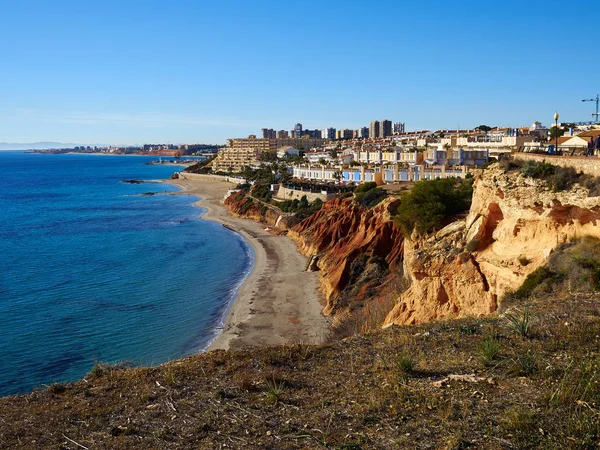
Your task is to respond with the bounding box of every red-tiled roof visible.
[577,129,600,138]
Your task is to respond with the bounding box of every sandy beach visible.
[164,173,330,351]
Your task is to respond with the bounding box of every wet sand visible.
[164,173,329,351]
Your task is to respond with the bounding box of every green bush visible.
[582,175,600,197]
[252,184,272,202]
[510,353,538,376]
[240,198,255,214]
[512,267,555,299]
[519,160,586,192]
[275,197,323,219]
[478,334,501,367]
[520,160,555,178]
[298,195,309,209]
[397,354,415,375]
[278,198,299,213]
[549,236,600,292]
[548,166,578,191]
[498,157,523,172]
[354,182,377,193]
[295,198,323,219]
[394,177,473,236]
[354,188,387,208]
[505,308,532,338]
[505,237,600,306]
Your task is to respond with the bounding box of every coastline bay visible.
[0,152,253,397]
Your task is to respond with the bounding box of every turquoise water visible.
[0,152,252,397]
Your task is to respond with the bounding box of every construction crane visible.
[582,94,600,123]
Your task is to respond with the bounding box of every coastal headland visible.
[164,173,330,351]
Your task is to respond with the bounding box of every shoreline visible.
[163,173,330,351]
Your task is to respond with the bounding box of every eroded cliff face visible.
[224,190,301,229]
[223,189,405,317]
[224,168,600,329]
[384,166,600,326]
[287,197,404,315]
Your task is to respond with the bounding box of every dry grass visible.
[2,242,600,448]
[1,290,599,449]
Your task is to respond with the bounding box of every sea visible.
[0,152,253,397]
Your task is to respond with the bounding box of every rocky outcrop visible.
[384,165,600,326]
[225,166,600,328]
[287,197,404,315]
[223,190,405,317]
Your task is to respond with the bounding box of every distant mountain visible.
[0,142,86,150]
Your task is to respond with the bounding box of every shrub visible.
[505,308,532,338]
[582,175,600,197]
[548,166,578,191]
[88,362,111,378]
[517,255,530,266]
[478,334,501,367]
[264,378,285,405]
[347,255,368,286]
[458,324,479,335]
[519,160,586,192]
[512,267,555,299]
[298,195,309,209]
[478,160,496,170]
[510,353,538,376]
[354,187,387,208]
[251,184,272,202]
[276,197,323,219]
[397,354,415,375]
[520,160,555,178]
[506,238,600,305]
[87,361,132,379]
[240,198,255,214]
[215,388,236,399]
[498,157,523,172]
[548,236,600,292]
[354,182,377,193]
[278,198,299,213]
[394,177,473,236]
[48,383,67,394]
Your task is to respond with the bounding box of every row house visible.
[304,148,353,165]
[353,148,424,166]
[425,148,489,166]
[292,164,470,184]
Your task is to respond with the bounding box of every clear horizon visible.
[2,0,599,146]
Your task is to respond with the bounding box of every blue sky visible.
[1,0,598,145]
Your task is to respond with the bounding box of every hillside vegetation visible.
[393,176,474,236]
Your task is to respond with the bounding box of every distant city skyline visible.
[1,0,599,145]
